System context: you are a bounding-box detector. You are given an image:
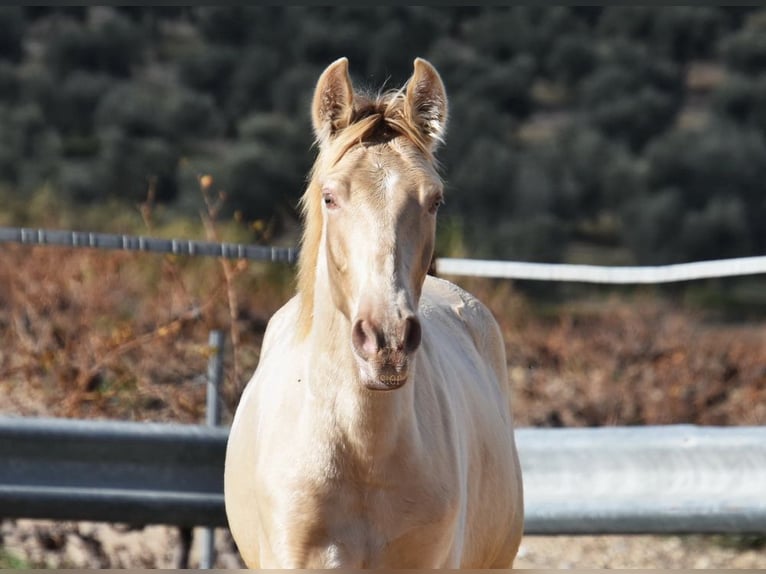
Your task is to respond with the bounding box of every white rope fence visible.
[2,226,766,284]
[437,255,766,284]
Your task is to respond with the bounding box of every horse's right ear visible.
[312,57,354,145]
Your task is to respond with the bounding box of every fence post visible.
[206,330,224,428]
[200,330,224,569]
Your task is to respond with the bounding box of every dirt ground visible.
[2,519,766,568]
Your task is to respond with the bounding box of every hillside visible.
[2,7,766,266]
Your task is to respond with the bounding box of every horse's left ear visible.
[312,57,354,146]
[405,58,448,150]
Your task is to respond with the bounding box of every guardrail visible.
[2,416,765,535]
[0,416,228,528]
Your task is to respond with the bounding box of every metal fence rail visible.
[517,424,766,534]
[0,416,228,528]
[3,225,766,283]
[1,416,764,535]
[0,226,297,264]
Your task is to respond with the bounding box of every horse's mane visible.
[295,89,439,339]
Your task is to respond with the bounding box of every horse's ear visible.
[312,57,354,145]
[405,58,448,150]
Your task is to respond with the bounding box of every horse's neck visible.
[305,273,420,462]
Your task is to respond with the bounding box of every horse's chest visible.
[268,460,460,568]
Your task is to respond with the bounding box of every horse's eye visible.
[428,195,443,215]
[323,193,339,210]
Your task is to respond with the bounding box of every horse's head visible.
[299,57,448,391]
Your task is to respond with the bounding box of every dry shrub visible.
[493,292,766,427]
[1,243,764,428]
[0,240,292,423]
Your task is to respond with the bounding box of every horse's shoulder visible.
[422,275,500,332]
[260,295,302,354]
[421,275,507,381]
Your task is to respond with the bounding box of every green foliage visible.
[219,139,307,222]
[486,214,567,263]
[546,35,596,87]
[0,548,29,569]
[712,74,766,135]
[178,46,239,108]
[577,40,683,150]
[95,80,222,142]
[52,72,114,136]
[0,8,24,63]
[0,6,765,266]
[623,121,766,262]
[98,129,180,203]
[598,7,726,62]
[719,12,766,75]
[45,10,144,78]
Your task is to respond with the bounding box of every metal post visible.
[200,330,224,568]
[206,330,224,428]
[176,527,193,569]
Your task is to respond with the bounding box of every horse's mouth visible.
[363,371,408,391]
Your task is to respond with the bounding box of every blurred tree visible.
[45,10,144,78]
[0,62,19,103]
[577,40,683,150]
[651,7,724,62]
[50,72,113,137]
[178,46,239,109]
[96,128,179,202]
[622,187,685,264]
[0,5,763,264]
[195,6,263,46]
[445,134,520,221]
[294,7,377,71]
[268,64,317,118]
[0,103,60,190]
[218,141,305,222]
[546,34,597,88]
[224,46,282,121]
[460,7,586,64]
[599,7,726,62]
[629,120,766,261]
[486,214,567,263]
[712,74,766,135]
[646,120,766,212]
[22,6,87,21]
[0,8,24,63]
[96,80,222,143]
[719,24,766,76]
[366,8,450,82]
[678,195,753,262]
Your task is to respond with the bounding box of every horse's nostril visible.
[403,316,422,354]
[352,318,382,359]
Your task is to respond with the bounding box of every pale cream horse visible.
[225,57,524,568]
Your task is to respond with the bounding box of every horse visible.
[224,57,524,568]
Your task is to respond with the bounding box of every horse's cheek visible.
[325,233,354,316]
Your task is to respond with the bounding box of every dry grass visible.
[0,181,764,429]
[0,242,292,423]
[0,178,294,424]
[1,241,764,429]
[452,277,766,428]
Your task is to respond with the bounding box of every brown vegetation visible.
[1,241,764,428]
